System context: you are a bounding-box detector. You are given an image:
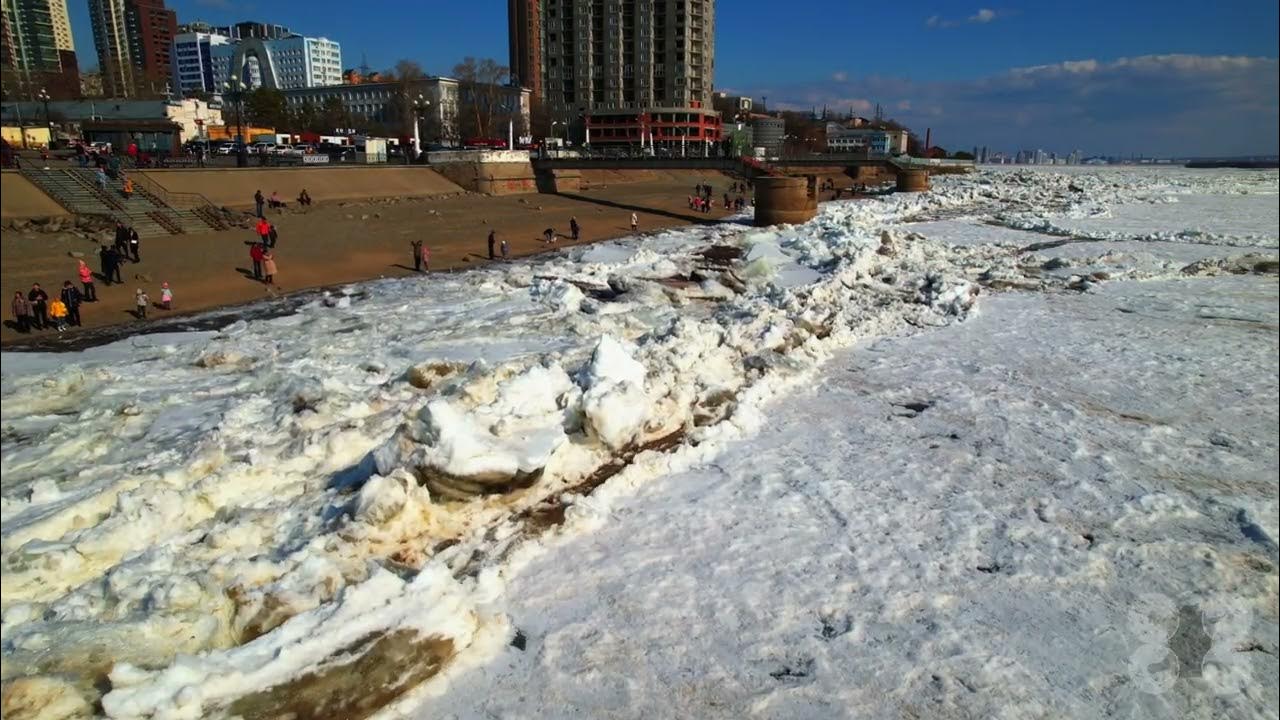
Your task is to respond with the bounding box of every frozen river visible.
[1,166,1277,720]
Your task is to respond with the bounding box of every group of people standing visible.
[11,281,85,333]
[247,192,283,284]
[11,221,173,332]
[487,229,511,260]
[689,183,749,214]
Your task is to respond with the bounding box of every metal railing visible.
[127,172,219,210]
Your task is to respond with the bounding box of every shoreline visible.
[2,171,746,349]
[1,216,751,354]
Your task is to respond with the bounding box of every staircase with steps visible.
[19,167,226,237]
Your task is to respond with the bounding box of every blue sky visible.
[67,0,1279,156]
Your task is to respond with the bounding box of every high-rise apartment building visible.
[172,21,333,95]
[207,33,341,91]
[171,30,228,94]
[46,0,70,51]
[1,0,80,97]
[3,0,61,73]
[507,0,541,99]
[89,0,177,97]
[515,0,719,146]
[216,20,292,40]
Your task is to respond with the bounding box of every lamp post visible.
[410,93,430,163]
[37,87,50,128]
[37,88,51,149]
[224,79,246,167]
[549,120,564,156]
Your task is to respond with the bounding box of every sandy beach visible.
[0,170,739,345]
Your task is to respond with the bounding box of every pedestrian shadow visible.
[124,310,145,320]
[3,320,29,333]
[390,264,423,272]
[234,267,265,283]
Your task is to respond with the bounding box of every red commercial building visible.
[586,105,722,148]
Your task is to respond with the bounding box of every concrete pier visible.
[895,169,930,192]
[752,176,818,226]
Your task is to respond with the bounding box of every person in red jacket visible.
[250,243,265,280]
[256,217,271,247]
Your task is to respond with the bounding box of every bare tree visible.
[452,56,511,141]
[383,59,428,140]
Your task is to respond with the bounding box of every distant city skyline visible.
[51,0,1280,156]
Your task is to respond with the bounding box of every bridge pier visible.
[895,169,930,192]
[752,175,818,227]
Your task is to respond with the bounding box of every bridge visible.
[530,153,903,175]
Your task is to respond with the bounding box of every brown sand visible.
[1,170,741,344]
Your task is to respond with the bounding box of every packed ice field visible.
[1,166,1277,720]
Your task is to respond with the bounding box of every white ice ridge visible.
[0,166,1276,718]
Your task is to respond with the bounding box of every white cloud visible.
[732,54,1280,156]
[928,8,1001,28]
[832,71,848,82]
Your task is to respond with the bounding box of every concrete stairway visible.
[19,167,225,237]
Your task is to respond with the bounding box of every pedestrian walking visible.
[267,223,278,249]
[487,229,497,260]
[249,243,264,280]
[160,282,172,310]
[11,291,31,333]
[631,212,638,231]
[105,246,124,284]
[60,281,82,326]
[135,288,149,319]
[113,222,129,257]
[48,297,68,332]
[99,245,111,285]
[78,259,97,301]
[419,243,430,272]
[262,250,277,284]
[569,216,580,241]
[27,283,49,330]
[297,189,312,206]
[95,166,108,191]
[501,238,510,260]
[194,145,205,167]
[254,190,265,218]
[122,175,134,200]
[543,227,556,243]
[724,192,731,210]
[128,227,140,262]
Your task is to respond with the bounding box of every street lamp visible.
[37,88,51,145]
[410,93,430,163]
[224,79,246,167]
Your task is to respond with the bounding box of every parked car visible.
[89,141,112,152]
[292,143,316,155]
[252,142,277,155]
[215,142,244,155]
